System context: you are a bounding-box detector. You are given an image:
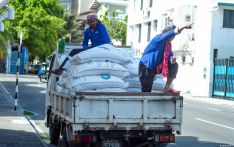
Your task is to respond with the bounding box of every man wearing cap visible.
[82,15,110,49]
[50,15,111,75]
[139,23,193,94]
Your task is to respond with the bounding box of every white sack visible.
[67,62,129,78]
[124,76,166,91]
[80,88,126,92]
[71,75,129,91]
[70,44,131,65]
[124,77,141,88]
[126,88,141,92]
[125,62,139,76]
[57,75,71,89]
[56,85,69,93]
[152,78,166,91]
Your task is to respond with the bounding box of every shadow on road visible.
[169,136,232,147]
[0,128,43,147]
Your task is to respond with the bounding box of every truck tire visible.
[154,143,168,147]
[49,123,60,145]
[58,127,77,147]
[65,127,77,147]
[61,128,69,147]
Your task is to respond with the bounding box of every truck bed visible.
[49,91,183,133]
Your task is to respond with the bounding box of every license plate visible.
[101,139,122,147]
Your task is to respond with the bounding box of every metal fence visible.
[213,58,234,99]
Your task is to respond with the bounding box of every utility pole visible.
[14,31,22,111]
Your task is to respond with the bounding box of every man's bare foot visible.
[163,88,180,95]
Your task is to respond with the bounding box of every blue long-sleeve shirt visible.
[82,23,110,49]
[140,30,178,70]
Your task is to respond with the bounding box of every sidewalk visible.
[0,73,39,79]
[0,83,45,147]
[182,92,234,107]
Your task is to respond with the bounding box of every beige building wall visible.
[78,0,94,14]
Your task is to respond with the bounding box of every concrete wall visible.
[211,7,234,59]
[78,0,93,14]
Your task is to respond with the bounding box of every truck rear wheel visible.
[65,126,77,147]
[155,143,168,147]
[60,128,69,147]
[49,123,60,145]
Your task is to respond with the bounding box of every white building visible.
[77,0,128,45]
[77,0,128,22]
[60,0,78,15]
[127,0,234,97]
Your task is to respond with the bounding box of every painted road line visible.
[0,83,13,100]
[194,118,234,130]
[207,108,220,111]
[26,116,44,134]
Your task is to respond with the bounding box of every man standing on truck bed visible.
[139,23,193,94]
[51,15,111,75]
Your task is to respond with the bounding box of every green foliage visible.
[0,30,11,52]
[63,12,80,43]
[3,0,65,61]
[100,11,127,45]
[0,14,14,52]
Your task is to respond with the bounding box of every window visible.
[165,16,173,27]
[213,49,218,63]
[153,20,158,31]
[141,0,143,10]
[147,22,151,42]
[185,15,191,22]
[149,0,153,7]
[223,9,234,28]
[138,24,142,43]
[134,0,136,12]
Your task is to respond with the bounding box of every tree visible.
[4,0,66,62]
[63,12,81,43]
[0,8,14,53]
[0,31,11,53]
[99,10,128,45]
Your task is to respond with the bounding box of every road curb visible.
[0,73,38,79]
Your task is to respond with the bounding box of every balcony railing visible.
[0,0,9,9]
[89,0,99,10]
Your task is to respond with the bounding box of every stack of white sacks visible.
[56,44,167,93]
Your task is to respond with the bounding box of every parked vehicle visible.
[38,62,48,83]
[45,45,183,147]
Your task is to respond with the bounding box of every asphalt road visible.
[170,98,234,147]
[0,74,234,147]
[0,75,48,134]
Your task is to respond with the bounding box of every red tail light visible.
[82,135,93,143]
[159,135,170,143]
[159,134,175,143]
